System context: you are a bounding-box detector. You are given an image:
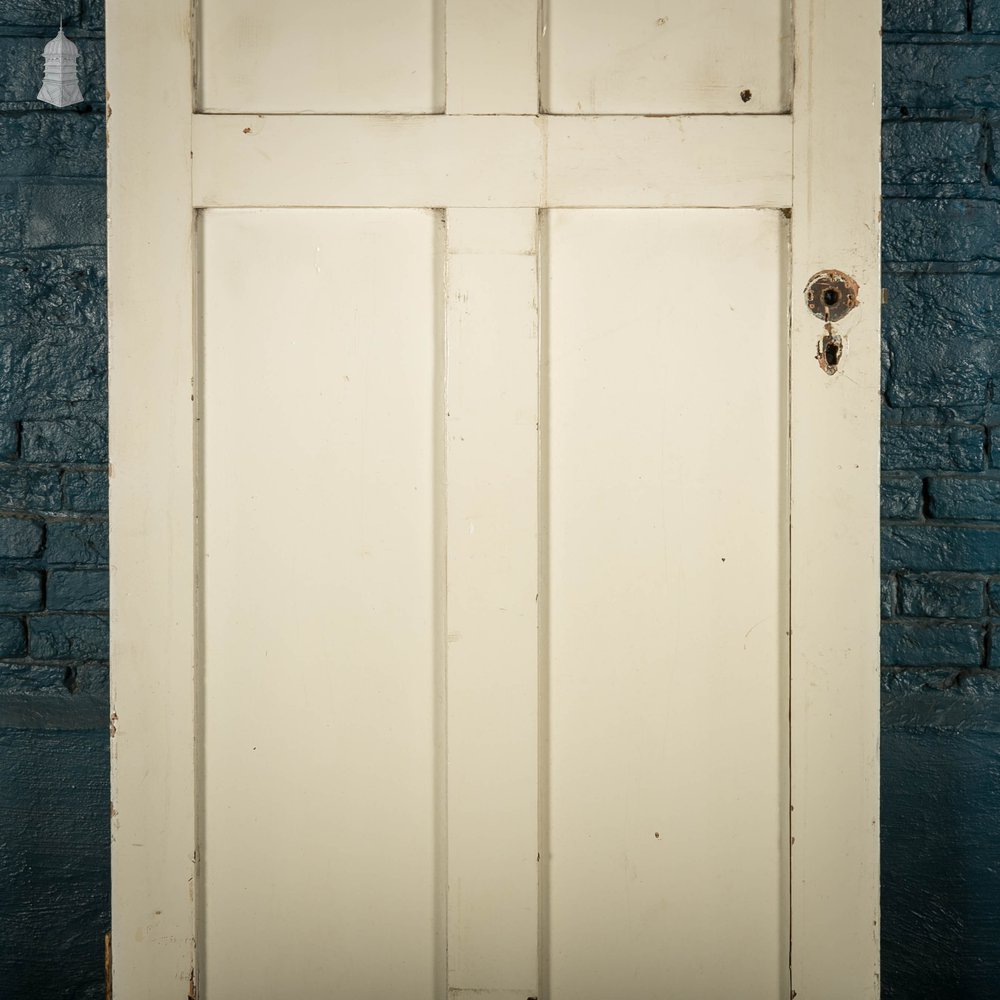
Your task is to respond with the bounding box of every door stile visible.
[107,0,199,995]
[789,0,881,995]
[443,18,543,995]
[445,208,542,999]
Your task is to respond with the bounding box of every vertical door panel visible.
[200,209,444,999]
[542,0,791,114]
[198,0,444,113]
[545,209,789,998]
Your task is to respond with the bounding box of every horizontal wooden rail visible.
[192,114,792,209]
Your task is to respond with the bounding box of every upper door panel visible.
[198,0,790,116]
[542,0,791,115]
[198,0,444,113]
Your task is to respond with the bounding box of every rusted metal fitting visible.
[804,270,859,323]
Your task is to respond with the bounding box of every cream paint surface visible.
[110,0,879,994]
[545,209,789,998]
[198,0,443,113]
[200,209,444,999]
[542,0,791,114]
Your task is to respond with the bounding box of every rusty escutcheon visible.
[804,270,859,323]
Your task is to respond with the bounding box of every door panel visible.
[542,0,791,114]
[200,209,444,999]
[198,0,444,113]
[546,209,788,998]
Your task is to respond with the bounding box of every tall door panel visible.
[200,210,444,999]
[546,209,788,997]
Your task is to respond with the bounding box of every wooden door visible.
[107,2,881,998]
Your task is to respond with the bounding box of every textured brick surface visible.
[883,525,1000,573]
[21,418,106,463]
[44,520,107,566]
[884,0,967,31]
[46,570,106,611]
[0,467,61,513]
[881,424,984,471]
[0,1,83,28]
[882,621,984,667]
[61,469,106,512]
[882,121,982,185]
[0,114,105,178]
[883,199,1000,263]
[29,614,107,661]
[882,275,1000,408]
[0,616,25,657]
[898,574,987,618]
[0,569,41,612]
[927,476,1000,520]
[0,179,106,251]
[884,44,1000,113]
[0,518,43,559]
[882,474,924,519]
[973,0,1000,31]
[0,728,108,1000]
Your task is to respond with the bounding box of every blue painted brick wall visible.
[882,0,1000,995]
[0,3,109,998]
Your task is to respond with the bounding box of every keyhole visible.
[823,288,840,307]
[824,339,841,367]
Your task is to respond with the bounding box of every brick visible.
[973,0,1000,31]
[44,520,106,565]
[882,621,983,667]
[0,249,106,330]
[882,424,984,472]
[883,199,1000,263]
[0,570,41,613]
[882,474,924,519]
[0,518,43,559]
[898,574,987,618]
[0,329,106,421]
[884,0,967,31]
[0,114,105,179]
[61,469,106,512]
[21,418,106,463]
[29,613,107,661]
[885,44,1000,112]
[0,423,16,459]
[882,575,897,618]
[0,0,82,27]
[927,476,1000,519]
[0,616,25,657]
[883,525,1000,573]
[882,122,982,186]
[988,578,1000,614]
[0,179,106,252]
[882,275,1000,408]
[80,0,103,31]
[0,467,60,513]
[46,569,106,612]
[0,36,104,110]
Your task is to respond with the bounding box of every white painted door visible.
[107,3,881,998]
